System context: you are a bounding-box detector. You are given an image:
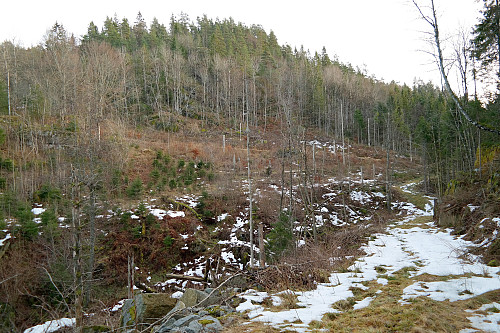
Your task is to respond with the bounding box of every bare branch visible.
[42,266,72,314]
[413,0,500,136]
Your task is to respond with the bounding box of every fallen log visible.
[164,274,206,283]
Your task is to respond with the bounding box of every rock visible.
[198,316,223,332]
[120,299,135,329]
[180,287,234,308]
[179,289,209,307]
[172,314,200,328]
[197,310,209,317]
[154,317,176,333]
[120,293,177,330]
[187,319,203,332]
[166,300,188,320]
[205,305,233,317]
[155,301,192,333]
[153,307,228,333]
[224,275,249,290]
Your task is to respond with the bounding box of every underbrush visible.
[254,222,384,291]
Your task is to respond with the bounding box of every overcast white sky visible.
[2,0,483,88]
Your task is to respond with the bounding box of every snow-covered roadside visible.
[237,195,500,332]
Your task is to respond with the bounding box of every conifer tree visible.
[472,0,500,86]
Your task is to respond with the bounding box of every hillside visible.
[0,10,499,333]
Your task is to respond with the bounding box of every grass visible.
[393,215,434,230]
[311,266,500,333]
[394,181,431,211]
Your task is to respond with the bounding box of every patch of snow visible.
[110,299,125,312]
[167,211,185,218]
[462,302,500,333]
[350,191,371,204]
[494,217,500,229]
[221,250,238,265]
[353,296,374,310]
[171,291,183,299]
[401,277,500,302]
[0,233,12,246]
[217,213,229,222]
[377,278,388,285]
[400,182,417,194]
[149,208,168,219]
[467,204,480,212]
[176,195,200,208]
[31,207,45,215]
[24,318,75,333]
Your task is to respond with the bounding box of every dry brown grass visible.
[315,269,500,333]
[254,222,383,292]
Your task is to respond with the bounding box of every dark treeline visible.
[0,12,499,202]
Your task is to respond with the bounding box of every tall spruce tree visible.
[472,0,500,86]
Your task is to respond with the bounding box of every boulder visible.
[179,289,209,307]
[154,314,223,333]
[120,293,177,330]
[166,300,187,320]
[197,316,223,332]
[172,314,200,328]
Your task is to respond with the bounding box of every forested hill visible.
[1,9,500,332]
[0,13,498,201]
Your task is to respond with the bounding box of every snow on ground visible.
[461,302,500,333]
[31,207,46,215]
[237,193,500,331]
[23,318,75,333]
[0,232,11,246]
[175,194,200,208]
[110,299,125,312]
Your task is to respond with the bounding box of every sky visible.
[2,0,484,89]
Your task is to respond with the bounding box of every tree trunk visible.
[246,114,254,269]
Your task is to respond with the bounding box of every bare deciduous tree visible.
[413,0,500,136]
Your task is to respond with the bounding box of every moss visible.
[207,305,222,316]
[198,319,215,325]
[487,259,499,267]
[127,304,136,325]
